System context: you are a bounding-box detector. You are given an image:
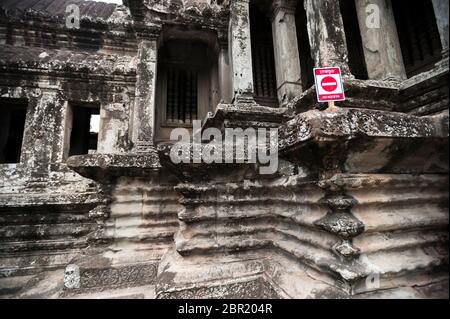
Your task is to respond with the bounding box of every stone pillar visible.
[432,0,449,58]
[98,102,130,154]
[354,0,406,80]
[132,36,159,152]
[271,0,302,105]
[229,0,255,103]
[304,0,352,77]
[22,89,64,180]
[218,44,233,104]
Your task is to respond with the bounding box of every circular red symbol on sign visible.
[321,76,338,92]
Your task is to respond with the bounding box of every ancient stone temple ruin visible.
[0,0,448,299]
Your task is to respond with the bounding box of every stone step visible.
[0,212,91,226]
[64,284,156,299]
[0,248,87,277]
[0,274,35,297]
[105,218,179,228]
[0,223,97,241]
[0,238,89,254]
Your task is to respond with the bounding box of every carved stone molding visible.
[63,263,158,293]
[157,277,279,299]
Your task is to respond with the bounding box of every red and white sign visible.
[314,67,345,102]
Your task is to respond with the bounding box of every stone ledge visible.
[289,60,448,115]
[157,277,279,299]
[0,45,137,79]
[279,108,449,174]
[280,108,447,144]
[202,103,289,132]
[289,79,402,113]
[67,153,161,181]
[0,192,104,208]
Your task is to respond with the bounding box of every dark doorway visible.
[0,98,27,164]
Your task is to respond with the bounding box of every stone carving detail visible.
[158,278,279,299]
[315,194,364,258]
[64,264,81,289]
[141,0,229,25]
[80,264,158,290]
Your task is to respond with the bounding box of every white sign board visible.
[314,67,345,103]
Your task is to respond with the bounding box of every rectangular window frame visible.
[64,101,101,159]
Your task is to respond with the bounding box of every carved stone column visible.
[354,0,406,80]
[98,102,131,154]
[271,0,302,105]
[304,0,352,77]
[22,89,65,181]
[132,34,159,152]
[229,0,255,104]
[431,0,449,58]
[218,36,233,104]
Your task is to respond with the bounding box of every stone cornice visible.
[133,22,163,40]
[66,153,162,182]
[271,0,298,19]
[230,0,251,4]
[0,45,138,80]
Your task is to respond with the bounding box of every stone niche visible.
[154,26,221,142]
